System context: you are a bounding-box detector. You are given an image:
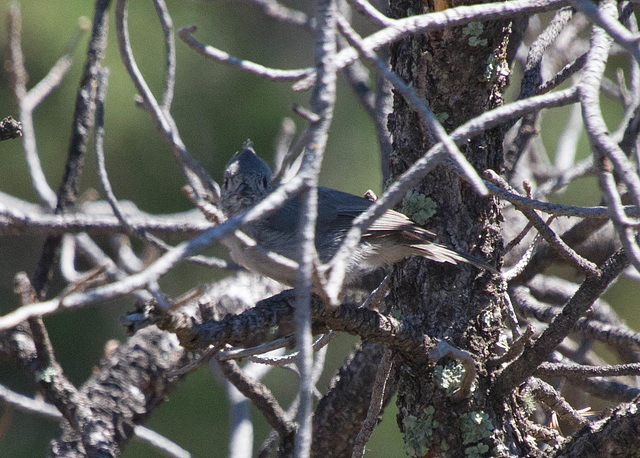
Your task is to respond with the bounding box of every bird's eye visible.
[223,177,229,189]
[262,177,268,188]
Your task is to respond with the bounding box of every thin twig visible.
[485,171,600,277]
[0,203,213,237]
[486,179,634,218]
[502,232,541,282]
[246,333,336,367]
[115,0,218,204]
[178,25,313,81]
[537,362,640,378]
[218,360,295,440]
[492,249,630,397]
[293,0,339,455]
[346,0,394,26]
[568,0,640,64]
[93,69,223,277]
[26,0,111,303]
[351,347,393,458]
[527,378,588,430]
[94,68,171,310]
[151,0,176,112]
[373,46,393,185]
[233,0,312,28]
[273,117,297,179]
[577,0,640,271]
[514,287,640,350]
[7,4,87,207]
[504,221,535,254]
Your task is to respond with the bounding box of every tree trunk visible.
[387,0,529,455]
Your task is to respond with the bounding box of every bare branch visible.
[0,198,213,237]
[519,7,574,100]
[373,47,393,185]
[218,359,295,442]
[7,3,78,207]
[351,347,393,458]
[486,171,600,276]
[568,0,640,63]
[151,0,176,112]
[527,378,588,430]
[48,325,189,456]
[293,1,339,454]
[493,249,629,396]
[312,341,396,456]
[115,0,218,204]
[537,362,640,378]
[0,384,191,458]
[178,26,313,81]
[24,0,111,304]
[486,180,632,219]
[232,0,312,28]
[295,0,569,90]
[553,398,640,456]
[577,0,640,271]
[346,0,394,27]
[14,273,104,456]
[237,333,335,367]
[513,286,640,350]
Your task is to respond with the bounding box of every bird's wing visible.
[317,186,437,238]
[266,186,438,242]
[316,186,370,228]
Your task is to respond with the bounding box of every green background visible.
[0,1,637,457]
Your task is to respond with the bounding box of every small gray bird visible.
[220,145,497,286]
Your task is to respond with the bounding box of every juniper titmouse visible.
[220,145,497,286]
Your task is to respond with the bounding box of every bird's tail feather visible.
[410,243,500,275]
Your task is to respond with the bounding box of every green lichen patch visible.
[460,411,494,457]
[468,36,488,47]
[401,190,437,225]
[433,360,465,396]
[462,22,488,47]
[463,22,484,37]
[402,406,439,457]
[521,391,537,415]
[465,443,490,457]
[434,112,450,123]
[461,411,494,444]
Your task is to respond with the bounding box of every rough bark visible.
[387,0,523,455]
[312,341,397,457]
[47,327,187,457]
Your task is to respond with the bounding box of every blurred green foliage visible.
[1,1,639,457]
